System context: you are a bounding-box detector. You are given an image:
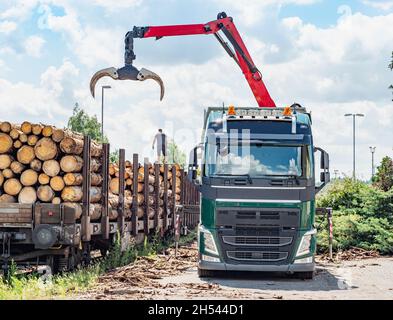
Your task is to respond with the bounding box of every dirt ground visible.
[78,243,393,300]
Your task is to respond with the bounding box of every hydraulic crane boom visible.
[90,12,276,108]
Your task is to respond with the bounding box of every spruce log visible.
[19,133,28,143]
[42,159,60,177]
[60,136,102,156]
[0,133,13,153]
[0,172,3,187]
[50,176,65,192]
[20,169,38,186]
[63,173,83,186]
[91,158,101,172]
[90,187,102,203]
[2,168,14,179]
[52,197,61,204]
[37,185,55,202]
[109,209,118,221]
[52,128,64,142]
[90,204,102,220]
[42,125,53,137]
[18,187,37,204]
[4,178,22,196]
[32,124,43,135]
[30,159,42,172]
[0,122,12,133]
[38,173,50,185]
[60,155,83,173]
[0,154,12,169]
[91,173,102,186]
[34,137,57,161]
[0,194,16,203]
[27,135,38,146]
[9,128,21,140]
[109,177,120,194]
[21,121,32,134]
[61,186,83,202]
[13,140,22,149]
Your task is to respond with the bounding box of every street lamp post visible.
[345,113,364,180]
[369,146,376,179]
[101,85,111,142]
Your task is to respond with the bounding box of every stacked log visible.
[107,161,182,222]
[0,121,103,221]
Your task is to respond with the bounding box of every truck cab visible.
[188,105,330,279]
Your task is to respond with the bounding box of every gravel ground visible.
[77,244,393,300]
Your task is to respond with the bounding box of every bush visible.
[316,178,393,254]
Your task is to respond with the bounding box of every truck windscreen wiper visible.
[213,173,253,184]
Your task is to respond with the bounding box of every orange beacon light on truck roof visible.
[228,105,236,115]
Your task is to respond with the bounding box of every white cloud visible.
[0,0,38,20]
[24,35,46,57]
[363,0,393,11]
[92,0,142,10]
[0,20,17,34]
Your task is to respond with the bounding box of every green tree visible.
[373,156,393,192]
[167,142,186,168]
[67,103,108,143]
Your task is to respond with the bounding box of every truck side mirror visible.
[187,144,203,185]
[315,147,330,193]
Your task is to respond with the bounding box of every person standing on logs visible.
[152,129,167,163]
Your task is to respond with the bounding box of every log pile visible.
[0,120,183,224]
[0,121,103,220]
[108,162,182,221]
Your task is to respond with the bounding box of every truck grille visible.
[222,236,292,247]
[227,251,288,262]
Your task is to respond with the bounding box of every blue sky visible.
[0,0,393,180]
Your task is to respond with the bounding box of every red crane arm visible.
[130,13,276,108]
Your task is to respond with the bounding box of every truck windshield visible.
[205,142,303,177]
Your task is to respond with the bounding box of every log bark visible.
[60,135,102,156]
[21,121,32,134]
[37,185,55,202]
[31,124,43,135]
[20,169,38,186]
[0,154,12,169]
[30,159,42,172]
[27,135,38,146]
[90,203,102,220]
[18,187,37,204]
[42,159,60,177]
[34,137,57,161]
[50,176,65,191]
[109,209,118,221]
[91,173,103,186]
[0,194,16,203]
[38,173,50,185]
[0,172,3,187]
[0,122,12,133]
[4,178,22,196]
[60,155,83,173]
[91,158,101,172]
[2,168,14,179]
[90,187,102,203]
[0,133,13,153]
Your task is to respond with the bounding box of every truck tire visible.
[295,271,314,280]
[198,268,216,278]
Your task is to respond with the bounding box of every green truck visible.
[188,105,330,279]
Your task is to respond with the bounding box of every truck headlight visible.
[201,255,221,262]
[296,229,316,257]
[199,225,218,255]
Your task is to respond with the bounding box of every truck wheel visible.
[198,268,216,278]
[296,271,314,280]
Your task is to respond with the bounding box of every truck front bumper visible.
[199,260,315,273]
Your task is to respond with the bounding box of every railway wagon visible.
[0,135,199,274]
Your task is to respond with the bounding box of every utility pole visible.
[369,146,376,179]
[101,85,111,142]
[345,113,364,180]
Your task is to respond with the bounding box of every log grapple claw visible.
[89,65,165,101]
